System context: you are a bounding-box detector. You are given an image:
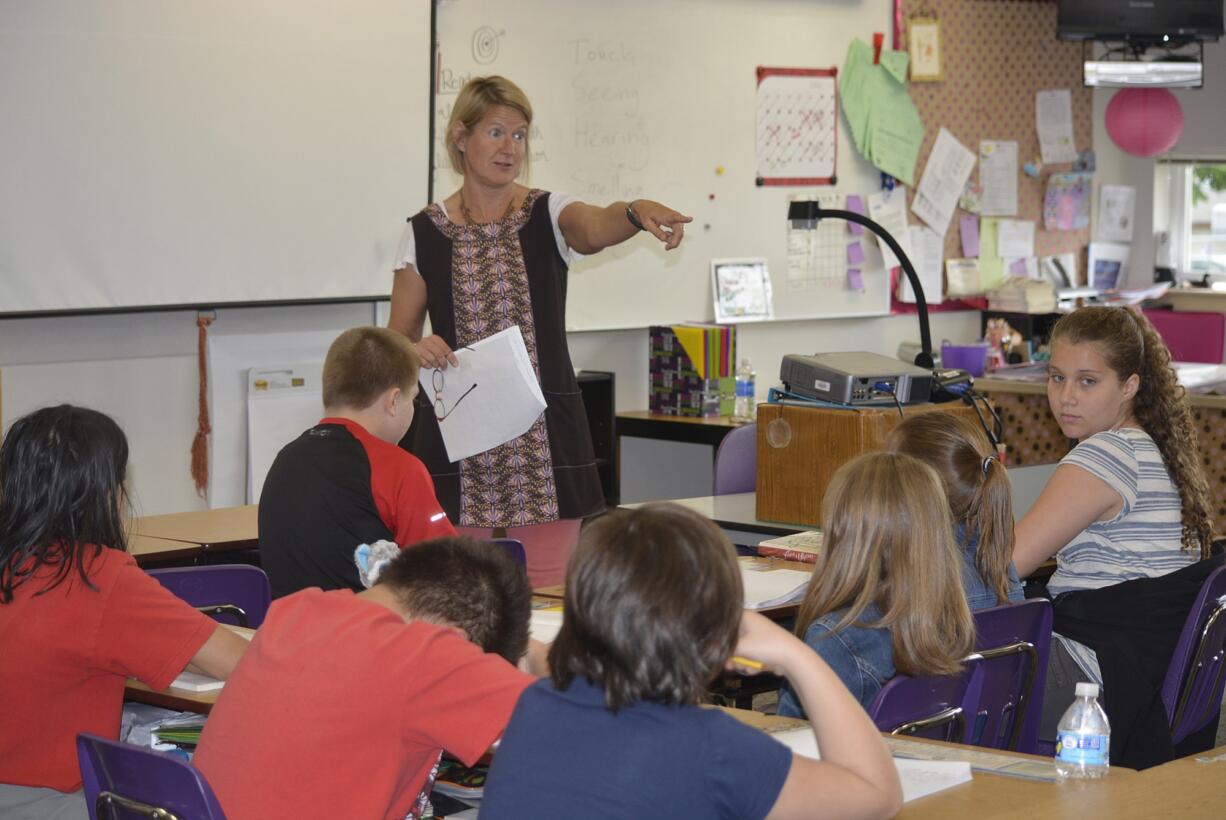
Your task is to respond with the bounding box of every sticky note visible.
[847,268,864,291]
[1009,258,1029,277]
[847,242,865,265]
[845,195,866,235]
[960,214,980,258]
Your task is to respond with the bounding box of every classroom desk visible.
[724,708,1153,819]
[615,410,746,454]
[622,492,804,546]
[128,505,259,565]
[128,533,206,565]
[123,625,256,714]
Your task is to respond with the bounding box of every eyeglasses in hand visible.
[432,368,478,422]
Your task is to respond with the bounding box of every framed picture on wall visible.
[908,16,943,82]
[1088,242,1131,290]
[712,258,773,323]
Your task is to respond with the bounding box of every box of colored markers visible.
[648,324,736,417]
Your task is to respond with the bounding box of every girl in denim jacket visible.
[777,452,976,713]
[887,413,1024,611]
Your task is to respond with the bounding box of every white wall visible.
[1,304,979,515]
[1093,38,1226,286]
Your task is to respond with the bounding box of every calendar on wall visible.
[755,67,838,186]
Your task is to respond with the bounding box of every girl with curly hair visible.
[1013,306,1213,723]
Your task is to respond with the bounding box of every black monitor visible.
[1058,0,1224,42]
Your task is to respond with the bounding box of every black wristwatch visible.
[625,201,645,231]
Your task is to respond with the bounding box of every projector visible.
[780,352,935,405]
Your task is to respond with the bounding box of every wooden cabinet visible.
[756,401,987,527]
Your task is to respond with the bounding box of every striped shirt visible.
[1048,428,1193,682]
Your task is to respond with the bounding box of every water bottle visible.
[734,358,755,422]
[1054,682,1111,780]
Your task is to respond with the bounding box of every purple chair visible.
[77,733,226,820]
[1160,565,1226,744]
[490,537,527,567]
[713,423,757,496]
[868,657,985,743]
[972,599,1052,753]
[147,564,271,629]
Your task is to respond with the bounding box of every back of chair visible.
[147,564,271,629]
[868,657,984,744]
[1160,566,1226,744]
[1141,308,1226,364]
[713,423,756,496]
[972,599,1052,753]
[490,537,527,567]
[77,733,226,820]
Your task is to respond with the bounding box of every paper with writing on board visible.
[866,187,912,270]
[899,224,945,304]
[997,220,1035,259]
[1036,89,1077,164]
[979,141,1017,217]
[755,68,837,185]
[1097,185,1135,242]
[418,326,546,463]
[912,128,976,235]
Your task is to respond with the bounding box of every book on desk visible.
[756,530,822,564]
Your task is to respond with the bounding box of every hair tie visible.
[981,455,997,475]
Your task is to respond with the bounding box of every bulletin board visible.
[433,0,896,331]
[900,0,1092,285]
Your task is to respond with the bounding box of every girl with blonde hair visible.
[887,412,1024,610]
[777,452,976,713]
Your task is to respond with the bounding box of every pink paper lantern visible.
[1105,88,1184,157]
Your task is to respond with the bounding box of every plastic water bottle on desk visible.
[733,358,756,422]
[1054,682,1111,780]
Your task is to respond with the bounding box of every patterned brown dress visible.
[407,189,604,527]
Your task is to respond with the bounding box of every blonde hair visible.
[887,413,1015,605]
[322,327,420,411]
[1050,306,1213,556]
[795,452,976,677]
[446,75,533,176]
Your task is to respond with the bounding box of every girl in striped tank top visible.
[1012,306,1212,736]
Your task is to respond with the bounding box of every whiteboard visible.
[0,0,428,315]
[433,0,893,331]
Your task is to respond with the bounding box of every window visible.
[1158,161,1226,284]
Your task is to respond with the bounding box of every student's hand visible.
[519,638,551,678]
[727,610,807,678]
[632,200,692,250]
[416,334,459,369]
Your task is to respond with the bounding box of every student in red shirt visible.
[0,405,249,820]
[194,535,537,820]
[259,326,457,597]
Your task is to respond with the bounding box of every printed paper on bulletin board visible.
[893,0,1092,316]
[755,67,838,186]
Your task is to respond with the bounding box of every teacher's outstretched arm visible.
[559,199,692,254]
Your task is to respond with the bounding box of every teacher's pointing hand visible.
[630,200,693,250]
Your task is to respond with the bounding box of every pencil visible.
[732,656,764,670]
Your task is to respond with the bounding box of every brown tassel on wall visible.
[191,313,215,497]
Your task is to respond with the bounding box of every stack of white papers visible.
[986,276,1056,313]
[740,565,812,610]
[528,609,564,644]
[771,727,973,802]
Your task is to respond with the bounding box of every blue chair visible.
[77,733,226,820]
[713,423,757,496]
[868,657,985,744]
[490,537,527,567]
[147,564,271,628]
[972,599,1053,753]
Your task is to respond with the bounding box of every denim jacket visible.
[958,525,1024,612]
[777,602,894,715]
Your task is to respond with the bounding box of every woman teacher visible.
[389,75,691,587]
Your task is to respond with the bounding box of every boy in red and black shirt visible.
[259,327,455,597]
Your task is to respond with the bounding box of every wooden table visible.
[725,708,1153,819]
[128,505,259,565]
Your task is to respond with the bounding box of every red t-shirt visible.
[194,588,532,820]
[0,547,217,791]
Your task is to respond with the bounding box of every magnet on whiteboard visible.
[715,165,725,176]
